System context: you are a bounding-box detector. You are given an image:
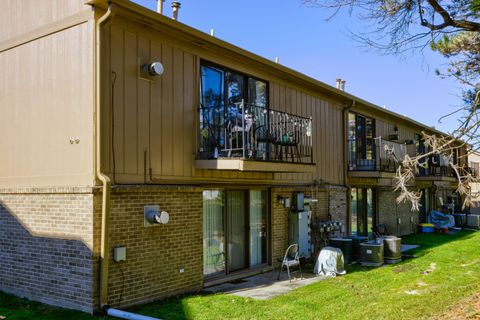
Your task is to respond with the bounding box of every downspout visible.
[343,100,355,235]
[95,3,114,310]
[95,6,161,320]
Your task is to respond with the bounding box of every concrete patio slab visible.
[203,271,329,300]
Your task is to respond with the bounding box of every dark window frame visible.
[200,60,270,110]
[348,111,376,165]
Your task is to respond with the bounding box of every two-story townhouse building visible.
[0,0,468,314]
[346,105,469,236]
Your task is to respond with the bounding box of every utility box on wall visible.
[293,192,304,212]
[289,210,311,258]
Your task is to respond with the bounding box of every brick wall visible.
[377,189,419,236]
[271,187,347,265]
[103,186,204,309]
[0,184,347,313]
[271,188,291,266]
[0,187,95,313]
[329,189,348,228]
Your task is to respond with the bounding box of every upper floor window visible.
[199,63,268,158]
[348,112,375,163]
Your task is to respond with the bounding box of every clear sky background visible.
[132,0,462,133]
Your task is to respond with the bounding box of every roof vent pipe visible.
[340,80,346,91]
[156,0,165,14]
[171,1,180,20]
[336,78,341,90]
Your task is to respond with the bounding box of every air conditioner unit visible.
[467,214,480,229]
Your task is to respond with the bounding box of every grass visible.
[2,231,480,320]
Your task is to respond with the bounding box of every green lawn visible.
[2,231,480,320]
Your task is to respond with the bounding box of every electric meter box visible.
[293,192,304,212]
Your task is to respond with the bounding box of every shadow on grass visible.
[0,290,99,320]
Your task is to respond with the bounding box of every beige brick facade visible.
[271,187,347,266]
[102,186,204,309]
[377,189,419,236]
[0,187,96,313]
[1,184,347,313]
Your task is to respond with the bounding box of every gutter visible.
[95,3,114,310]
[343,100,355,235]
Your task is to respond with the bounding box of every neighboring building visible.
[468,151,480,214]
[0,0,469,313]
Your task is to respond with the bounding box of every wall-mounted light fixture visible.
[144,205,169,227]
[141,61,164,76]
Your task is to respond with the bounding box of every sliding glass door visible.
[227,191,247,272]
[250,190,267,267]
[348,112,375,170]
[203,189,269,278]
[203,190,225,277]
[351,188,375,237]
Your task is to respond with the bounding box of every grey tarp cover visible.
[428,210,455,228]
[313,246,346,277]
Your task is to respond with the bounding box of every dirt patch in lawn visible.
[435,292,480,319]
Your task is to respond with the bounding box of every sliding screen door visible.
[250,190,267,266]
[203,189,269,277]
[203,190,225,277]
[227,191,247,272]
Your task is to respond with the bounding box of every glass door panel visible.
[227,191,247,272]
[203,190,225,277]
[357,188,365,235]
[351,188,375,237]
[200,66,225,157]
[249,190,267,266]
[351,187,358,235]
[356,115,366,159]
[367,189,374,237]
[225,72,246,156]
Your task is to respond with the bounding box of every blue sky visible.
[133,0,462,133]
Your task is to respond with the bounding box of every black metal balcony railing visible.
[198,102,313,164]
[348,138,406,172]
[416,155,455,177]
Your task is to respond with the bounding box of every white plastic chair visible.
[277,244,302,282]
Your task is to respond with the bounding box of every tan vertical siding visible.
[149,40,163,176]
[376,118,417,141]
[0,22,94,187]
[0,0,87,41]
[104,18,345,186]
[137,36,151,177]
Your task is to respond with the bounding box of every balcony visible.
[196,102,315,173]
[416,155,455,181]
[348,138,406,178]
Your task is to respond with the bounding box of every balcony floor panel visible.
[195,159,316,173]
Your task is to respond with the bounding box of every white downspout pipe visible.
[105,307,161,320]
[96,3,114,310]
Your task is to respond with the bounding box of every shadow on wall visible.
[0,201,95,313]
